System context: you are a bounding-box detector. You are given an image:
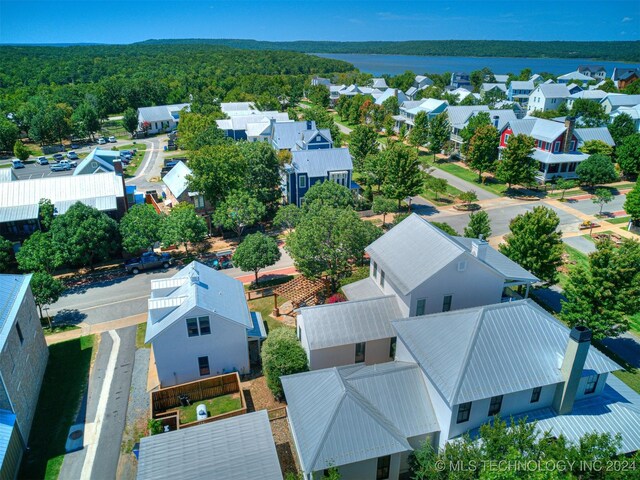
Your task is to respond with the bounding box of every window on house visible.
[457,402,472,423]
[531,387,542,403]
[198,317,211,335]
[488,395,503,416]
[373,261,378,278]
[442,295,453,312]
[194,195,205,209]
[16,322,24,345]
[389,337,397,358]
[504,134,510,144]
[316,135,322,142]
[299,176,306,189]
[548,163,559,174]
[380,270,385,288]
[186,318,199,337]
[569,140,576,151]
[554,141,561,153]
[198,356,210,376]
[355,342,366,363]
[585,375,599,394]
[416,298,426,316]
[376,455,391,480]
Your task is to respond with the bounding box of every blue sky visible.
[1,0,638,44]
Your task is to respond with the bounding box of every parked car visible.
[36,156,49,165]
[70,143,80,149]
[50,161,71,172]
[11,159,25,169]
[52,153,64,162]
[124,252,173,274]
[108,136,117,143]
[66,151,79,160]
[97,137,107,145]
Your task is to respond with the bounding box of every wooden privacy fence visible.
[151,372,242,416]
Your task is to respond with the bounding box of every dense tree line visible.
[136,39,640,62]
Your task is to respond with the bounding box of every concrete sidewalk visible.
[46,313,146,345]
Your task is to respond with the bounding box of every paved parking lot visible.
[9,162,75,180]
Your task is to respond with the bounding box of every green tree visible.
[286,205,381,290]
[261,328,309,399]
[13,140,30,161]
[458,190,478,209]
[570,98,608,127]
[427,112,450,155]
[495,133,536,189]
[579,139,613,157]
[187,144,247,206]
[273,204,301,231]
[239,141,282,214]
[425,175,448,201]
[624,181,640,225]
[362,152,387,192]
[575,154,618,186]
[382,143,424,207]
[30,272,65,326]
[372,196,397,225]
[212,190,266,240]
[303,180,354,210]
[348,125,379,171]
[616,133,640,176]
[119,204,163,254]
[0,235,13,272]
[307,84,330,108]
[16,231,63,274]
[608,113,636,145]
[0,117,19,152]
[38,198,55,231]
[499,206,563,284]
[50,202,120,270]
[592,188,614,215]
[464,210,492,238]
[408,111,429,150]
[381,95,399,116]
[161,203,207,253]
[467,124,499,182]
[71,102,100,140]
[554,177,577,200]
[459,111,490,155]
[233,232,281,285]
[430,221,458,236]
[122,107,139,137]
[177,111,226,151]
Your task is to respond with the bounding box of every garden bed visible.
[453,203,480,211]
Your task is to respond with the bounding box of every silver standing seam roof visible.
[282,362,440,473]
[535,84,571,98]
[392,299,620,406]
[162,161,193,199]
[0,169,17,183]
[136,410,282,480]
[138,103,190,123]
[574,127,615,146]
[289,148,353,178]
[341,276,384,301]
[298,295,402,350]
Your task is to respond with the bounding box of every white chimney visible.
[553,326,592,414]
[189,266,199,285]
[471,236,488,261]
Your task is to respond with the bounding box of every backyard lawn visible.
[177,393,242,424]
[20,335,95,480]
[433,161,508,196]
[557,244,589,291]
[248,296,288,333]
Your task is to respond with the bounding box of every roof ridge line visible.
[450,308,486,405]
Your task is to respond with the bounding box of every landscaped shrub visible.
[327,293,347,304]
[261,328,308,400]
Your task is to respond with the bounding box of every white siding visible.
[312,453,402,480]
[307,338,394,370]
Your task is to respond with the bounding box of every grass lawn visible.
[248,296,288,333]
[100,119,129,139]
[177,393,242,424]
[422,182,464,206]
[136,322,149,349]
[118,143,147,178]
[42,323,80,336]
[629,312,640,337]
[433,161,507,196]
[606,216,631,225]
[20,335,95,480]
[557,244,589,291]
[331,112,358,130]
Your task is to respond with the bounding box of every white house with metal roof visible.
[145,262,266,387]
[610,103,640,133]
[220,101,257,116]
[216,111,290,141]
[507,80,535,105]
[393,98,448,132]
[161,161,208,213]
[73,148,122,176]
[527,84,571,114]
[138,103,190,134]
[600,93,640,114]
[0,274,48,480]
[405,75,434,100]
[137,410,282,480]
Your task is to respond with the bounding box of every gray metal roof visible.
[487,109,517,131]
[535,84,571,98]
[0,172,124,223]
[163,161,193,199]
[341,276,384,301]
[532,149,588,165]
[138,103,190,123]
[272,121,333,151]
[446,105,490,129]
[145,262,251,342]
[74,148,121,176]
[290,148,352,178]
[136,410,282,480]
[493,74,509,83]
[575,127,615,146]
[298,295,401,350]
[505,118,537,136]
[530,118,567,142]
[0,274,31,351]
[569,90,608,101]
[282,362,439,472]
[451,237,538,282]
[481,83,507,93]
[509,80,534,90]
[557,71,592,81]
[220,101,256,113]
[603,94,640,107]
[216,112,289,132]
[0,169,16,183]
[505,376,640,454]
[392,300,621,406]
[375,88,407,106]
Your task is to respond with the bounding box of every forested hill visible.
[136,39,640,63]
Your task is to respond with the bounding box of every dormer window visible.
[585,374,599,394]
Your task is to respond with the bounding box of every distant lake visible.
[313,53,638,77]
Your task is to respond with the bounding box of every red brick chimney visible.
[563,117,575,153]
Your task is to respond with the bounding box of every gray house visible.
[0,274,49,480]
[138,103,190,134]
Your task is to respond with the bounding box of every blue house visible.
[450,72,471,89]
[271,121,333,151]
[507,80,535,105]
[284,148,354,206]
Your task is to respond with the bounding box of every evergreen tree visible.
[495,133,536,189]
[0,235,13,273]
[464,210,492,238]
[13,140,30,161]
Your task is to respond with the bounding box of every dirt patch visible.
[242,375,286,412]
[272,417,299,477]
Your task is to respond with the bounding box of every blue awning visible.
[350,181,361,190]
[247,311,267,340]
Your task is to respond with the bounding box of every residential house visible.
[138,103,190,134]
[447,106,517,154]
[611,67,640,89]
[450,72,471,89]
[600,94,640,114]
[480,83,507,98]
[162,161,208,213]
[507,80,535,106]
[566,83,584,95]
[393,98,448,131]
[370,78,389,90]
[499,117,615,181]
[283,148,354,207]
[333,84,383,104]
[144,261,266,387]
[220,102,257,116]
[271,120,333,152]
[578,65,607,81]
[449,87,481,103]
[529,73,544,85]
[329,84,346,105]
[405,75,433,100]
[374,88,407,107]
[73,148,122,175]
[527,84,571,114]
[0,274,48,480]
[557,71,592,86]
[0,172,127,241]
[216,111,290,141]
[566,89,608,110]
[137,410,282,480]
[610,103,640,133]
[311,77,331,87]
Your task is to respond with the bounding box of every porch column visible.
[525,283,531,298]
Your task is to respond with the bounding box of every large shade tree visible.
[467,124,499,182]
[161,203,207,253]
[495,133,536,189]
[382,142,424,207]
[119,204,164,254]
[232,232,281,285]
[212,190,266,240]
